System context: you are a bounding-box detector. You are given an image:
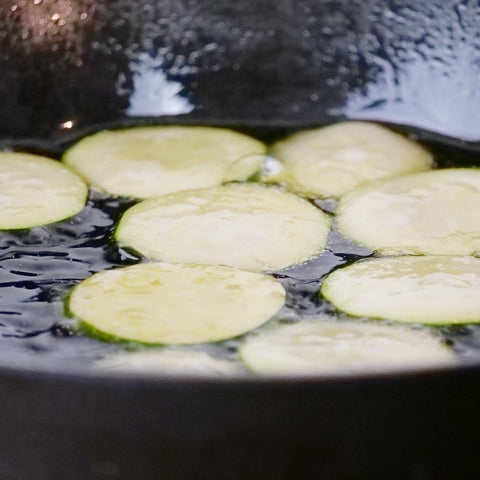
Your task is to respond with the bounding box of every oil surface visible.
[1,123,480,373]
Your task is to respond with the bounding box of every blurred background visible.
[0,0,479,141]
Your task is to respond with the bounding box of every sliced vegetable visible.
[115,183,330,273]
[0,152,87,229]
[336,168,480,255]
[69,262,286,345]
[240,318,455,376]
[267,121,432,198]
[62,126,266,198]
[322,255,480,325]
[96,349,242,376]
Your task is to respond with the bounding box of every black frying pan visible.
[1,1,480,478]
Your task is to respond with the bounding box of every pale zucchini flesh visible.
[322,256,480,325]
[240,318,455,376]
[96,349,242,377]
[0,152,87,229]
[267,121,432,199]
[69,262,286,345]
[336,168,480,255]
[62,126,266,199]
[115,183,331,273]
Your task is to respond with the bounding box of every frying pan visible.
[1,0,480,478]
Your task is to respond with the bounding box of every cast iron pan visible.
[1,1,480,479]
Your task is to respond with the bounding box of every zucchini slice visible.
[62,126,266,198]
[267,121,432,199]
[0,152,87,229]
[321,256,480,325]
[69,262,286,345]
[115,183,330,273]
[96,349,242,376]
[239,318,455,376]
[336,168,480,255]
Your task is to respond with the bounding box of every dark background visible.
[1,0,480,141]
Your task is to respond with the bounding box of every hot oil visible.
[0,189,140,369]
[1,122,480,373]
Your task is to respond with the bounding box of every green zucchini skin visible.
[0,152,87,230]
[322,255,480,325]
[336,168,480,256]
[62,126,266,199]
[115,183,331,273]
[68,262,286,345]
[240,317,455,376]
[267,121,432,199]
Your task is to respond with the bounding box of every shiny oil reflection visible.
[338,1,480,141]
[124,52,194,116]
